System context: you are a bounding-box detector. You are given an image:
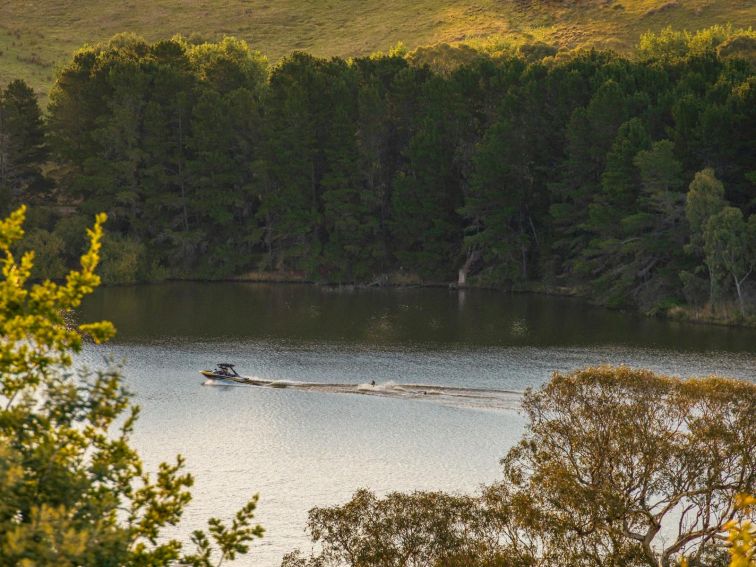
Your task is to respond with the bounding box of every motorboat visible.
[200,363,244,382]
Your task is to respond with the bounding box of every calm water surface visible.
[78,283,756,566]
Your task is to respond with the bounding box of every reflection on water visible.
[80,282,756,351]
[77,283,756,566]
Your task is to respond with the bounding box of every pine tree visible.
[462,106,544,284]
[390,77,465,280]
[257,53,323,272]
[549,80,632,274]
[320,66,383,281]
[0,80,47,211]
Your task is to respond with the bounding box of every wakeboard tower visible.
[200,363,244,382]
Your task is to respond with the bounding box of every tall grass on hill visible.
[0,0,754,94]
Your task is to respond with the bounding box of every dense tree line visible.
[2,27,754,319]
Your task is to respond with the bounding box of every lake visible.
[77,282,756,566]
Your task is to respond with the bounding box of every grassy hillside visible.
[1,0,754,95]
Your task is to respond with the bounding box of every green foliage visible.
[0,206,263,565]
[638,25,756,62]
[46,34,268,277]
[2,0,754,96]
[580,135,688,311]
[683,168,756,316]
[15,227,66,280]
[100,233,146,284]
[4,26,754,320]
[183,496,265,567]
[257,52,328,273]
[549,75,637,275]
[185,36,269,94]
[717,34,756,65]
[461,87,547,284]
[406,43,483,76]
[390,89,466,280]
[703,207,756,316]
[282,489,518,567]
[321,99,383,281]
[685,169,726,254]
[0,79,47,212]
[724,494,756,567]
[504,366,755,567]
[517,41,558,63]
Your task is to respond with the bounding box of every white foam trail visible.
[356,380,406,393]
[203,378,248,387]
[201,375,522,411]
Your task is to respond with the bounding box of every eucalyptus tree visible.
[703,207,756,316]
[685,168,727,303]
[283,367,755,567]
[502,367,755,567]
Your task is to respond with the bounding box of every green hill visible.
[0,0,754,95]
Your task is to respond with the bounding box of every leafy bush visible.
[100,233,146,284]
[0,207,263,565]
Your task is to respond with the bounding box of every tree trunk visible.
[706,261,716,313]
[458,249,480,287]
[519,211,528,280]
[0,106,8,190]
[458,268,466,287]
[527,210,539,247]
[178,111,189,232]
[733,272,745,317]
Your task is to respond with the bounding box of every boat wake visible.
[202,376,522,411]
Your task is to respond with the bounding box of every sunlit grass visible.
[0,0,752,97]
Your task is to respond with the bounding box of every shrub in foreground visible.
[0,206,263,565]
[286,367,755,567]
